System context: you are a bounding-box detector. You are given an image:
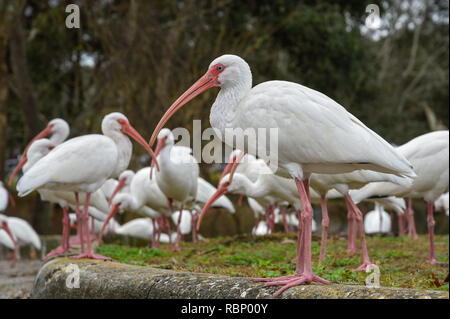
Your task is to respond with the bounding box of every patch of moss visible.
[96,233,449,291]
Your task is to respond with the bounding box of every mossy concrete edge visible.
[30,258,449,299]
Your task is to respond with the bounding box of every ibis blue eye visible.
[217,65,223,71]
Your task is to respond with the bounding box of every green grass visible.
[96,233,449,291]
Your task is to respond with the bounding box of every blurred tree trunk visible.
[9,17,42,137]
[0,30,8,180]
[0,0,25,179]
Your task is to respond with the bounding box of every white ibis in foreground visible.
[351,130,448,263]
[149,54,415,295]
[16,112,158,260]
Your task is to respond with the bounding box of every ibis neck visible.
[50,128,69,146]
[122,193,141,212]
[237,174,269,199]
[104,130,133,178]
[210,79,252,136]
[23,151,47,173]
[159,143,173,167]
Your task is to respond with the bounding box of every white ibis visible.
[0,228,16,253]
[351,130,449,263]
[361,196,406,236]
[149,54,415,295]
[102,192,165,247]
[152,128,199,250]
[1,182,15,213]
[114,218,177,244]
[8,119,70,186]
[222,150,279,233]
[99,167,173,248]
[252,220,270,236]
[11,138,111,260]
[0,218,18,266]
[16,112,158,260]
[193,177,235,242]
[102,170,135,205]
[364,203,391,234]
[434,192,449,216]
[0,214,41,261]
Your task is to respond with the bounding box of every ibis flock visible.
[1,55,448,296]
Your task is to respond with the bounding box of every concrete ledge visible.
[31,258,449,299]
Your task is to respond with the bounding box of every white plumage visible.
[350,131,449,203]
[434,192,449,216]
[0,228,16,250]
[0,214,41,250]
[196,177,235,213]
[364,204,391,234]
[0,182,9,212]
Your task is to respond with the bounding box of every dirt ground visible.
[0,260,43,299]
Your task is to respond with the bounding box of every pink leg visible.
[319,195,329,265]
[151,219,159,249]
[254,178,330,296]
[98,203,120,246]
[71,193,111,260]
[388,211,394,236]
[295,209,305,274]
[43,207,71,261]
[154,218,163,247]
[191,211,198,244]
[265,205,274,234]
[253,217,260,234]
[172,206,184,251]
[74,193,85,254]
[407,198,418,240]
[90,217,97,241]
[346,194,373,272]
[427,201,439,264]
[160,215,172,245]
[345,198,358,253]
[1,222,18,267]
